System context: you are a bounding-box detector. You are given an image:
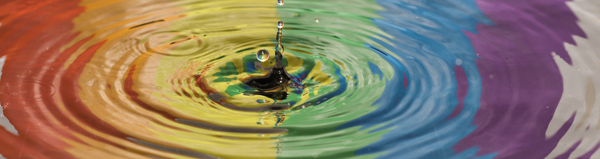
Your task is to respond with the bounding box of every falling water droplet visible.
[315,19,319,23]
[277,0,284,5]
[455,59,463,65]
[275,21,285,55]
[257,49,270,62]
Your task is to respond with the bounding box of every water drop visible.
[315,19,319,23]
[455,59,463,65]
[277,0,284,5]
[257,49,270,62]
[277,21,284,28]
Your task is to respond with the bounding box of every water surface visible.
[0,0,599,158]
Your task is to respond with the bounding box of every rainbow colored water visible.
[0,0,599,159]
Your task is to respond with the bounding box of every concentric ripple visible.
[2,0,600,158]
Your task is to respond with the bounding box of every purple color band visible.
[453,0,585,158]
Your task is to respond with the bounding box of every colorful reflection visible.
[0,0,599,158]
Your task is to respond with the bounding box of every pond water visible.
[0,0,599,158]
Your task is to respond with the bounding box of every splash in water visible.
[244,21,292,100]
